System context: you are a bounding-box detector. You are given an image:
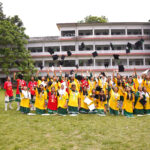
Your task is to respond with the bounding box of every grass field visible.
[0,89,150,150]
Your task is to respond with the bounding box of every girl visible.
[4,76,14,111]
[28,76,37,110]
[68,83,80,116]
[122,87,135,118]
[34,84,47,114]
[19,85,31,114]
[14,73,26,111]
[88,89,98,114]
[96,90,107,116]
[79,86,89,114]
[143,87,150,115]
[109,87,120,115]
[134,86,145,116]
[57,84,68,116]
[47,86,57,114]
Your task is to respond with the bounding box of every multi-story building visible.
[1,22,150,82]
[28,22,150,77]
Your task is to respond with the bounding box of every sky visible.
[1,0,150,37]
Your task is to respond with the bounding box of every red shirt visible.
[4,81,13,97]
[47,92,57,111]
[81,79,89,89]
[28,81,37,95]
[16,79,26,94]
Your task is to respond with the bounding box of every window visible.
[112,59,127,66]
[62,45,75,51]
[34,61,43,67]
[63,60,75,67]
[45,60,57,67]
[144,29,150,35]
[94,29,109,35]
[45,46,60,52]
[145,58,150,65]
[78,30,93,36]
[79,59,92,66]
[95,59,110,66]
[111,29,125,35]
[28,47,42,53]
[113,45,126,50]
[129,59,143,66]
[144,44,150,50]
[95,45,110,50]
[127,29,142,35]
[61,30,75,37]
[79,45,93,51]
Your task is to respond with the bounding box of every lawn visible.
[0,89,150,150]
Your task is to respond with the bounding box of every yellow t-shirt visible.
[68,91,80,107]
[34,89,47,110]
[123,92,135,113]
[80,92,89,110]
[88,80,96,92]
[96,96,107,110]
[144,80,150,93]
[144,92,150,110]
[135,92,144,110]
[57,91,68,109]
[20,92,30,108]
[109,90,120,110]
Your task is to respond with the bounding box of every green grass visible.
[0,89,150,150]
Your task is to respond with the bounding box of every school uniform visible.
[96,95,107,115]
[144,92,150,114]
[109,90,120,115]
[79,92,89,114]
[123,92,135,117]
[34,89,47,114]
[57,90,68,115]
[134,91,145,115]
[4,81,14,103]
[15,79,26,102]
[68,90,80,114]
[47,91,57,114]
[20,90,31,114]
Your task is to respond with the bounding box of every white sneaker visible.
[70,114,77,116]
[137,114,144,117]
[5,108,7,111]
[27,113,36,116]
[16,107,20,111]
[98,114,106,116]
[9,106,13,110]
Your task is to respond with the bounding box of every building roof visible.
[57,22,150,29]
[28,36,59,43]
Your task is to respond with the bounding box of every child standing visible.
[57,84,68,116]
[34,84,47,114]
[47,86,58,114]
[4,76,14,111]
[19,86,31,114]
[68,83,80,116]
[79,86,89,114]
[109,87,120,115]
[28,76,37,110]
[96,90,107,116]
[13,73,26,111]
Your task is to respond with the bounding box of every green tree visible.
[0,2,36,81]
[78,15,108,23]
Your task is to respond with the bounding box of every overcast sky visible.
[1,0,150,37]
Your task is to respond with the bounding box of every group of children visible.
[3,68,150,117]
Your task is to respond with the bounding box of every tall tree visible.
[0,2,36,80]
[78,15,108,23]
